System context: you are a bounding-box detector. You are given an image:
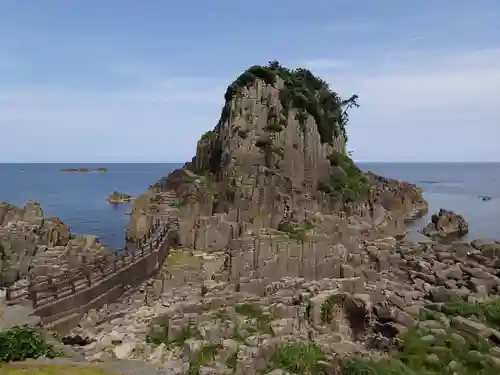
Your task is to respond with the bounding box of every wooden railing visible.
[5,218,172,309]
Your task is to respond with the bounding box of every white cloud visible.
[0,69,225,161]
[303,48,500,161]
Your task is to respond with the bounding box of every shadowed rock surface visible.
[0,201,110,286]
[422,208,469,239]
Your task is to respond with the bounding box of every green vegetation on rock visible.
[321,293,346,324]
[277,220,315,242]
[268,343,326,375]
[188,343,221,375]
[200,130,216,141]
[434,299,500,330]
[318,151,371,201]
[146,316,200,348]
[222,61,359,144]
[234,303,272,335]
[0,325,60,363]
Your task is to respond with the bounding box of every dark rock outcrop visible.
[422,209,469,239]
[0,201,109,286]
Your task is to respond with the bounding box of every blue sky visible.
[1,0,499,162]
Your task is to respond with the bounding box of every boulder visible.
[422,209,468,239]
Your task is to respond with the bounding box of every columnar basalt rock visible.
[140,63,428,283]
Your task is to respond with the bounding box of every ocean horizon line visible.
[1,161,500,165]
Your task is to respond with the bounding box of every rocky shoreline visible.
[0,200,111,288]
[2,62,500,375]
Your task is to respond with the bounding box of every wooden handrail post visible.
[47,276,56,301]
[81,256,91,287]
[28,283,38,309]
[114,252,118,272]
[70,278,76,294]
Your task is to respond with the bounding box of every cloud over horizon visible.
[0,0,499,162]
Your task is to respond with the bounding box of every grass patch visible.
[436,299,500,330]
[146,316,200,348]
[166,251,200,267]
[188,344,221,375]
[268,343,325,375]
[234,303,272,335]
[343,327,498,375]
[277,220,314,242]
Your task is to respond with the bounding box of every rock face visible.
[422,209,469,239]
[137,63,427,250]
[0,201,109,286]
[107,191,133,204]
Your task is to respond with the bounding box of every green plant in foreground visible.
[0,325,60,363]
[438,299,500,330]
[268,343,325,375]
[188,344,221,375]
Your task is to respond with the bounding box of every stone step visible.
[43,312,83,334]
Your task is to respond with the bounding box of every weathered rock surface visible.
[422,208,469,239]
[0,201,110,286]
[61,234,500,374]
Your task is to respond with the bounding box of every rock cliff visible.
[129,62,426,249]
[0,201,110,286]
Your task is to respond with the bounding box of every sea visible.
[1,162,499,249]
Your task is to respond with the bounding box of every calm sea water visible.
[0,163,499,249]
[0,163,181,249]
[359,163,500,242]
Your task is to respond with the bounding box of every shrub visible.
[222,61,359,144]
[265,119,283,132]
[0,325,60,363]
[318,151,371,202]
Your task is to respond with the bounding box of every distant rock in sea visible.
[107,191,133,204]
[58,167,108,173]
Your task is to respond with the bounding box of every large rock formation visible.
[57,63,500,375]
[0,201,109,286]
[129,62,427,250]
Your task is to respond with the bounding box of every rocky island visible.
[107,191,133,204]
[57,167,108,173]
[3,62,500,375]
